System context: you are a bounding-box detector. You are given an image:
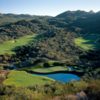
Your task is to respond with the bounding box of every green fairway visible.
[74,34,100,51]
[0,34,36,54]
[3,71,54,87]
[28,66,68,73]
[75,37,94,50]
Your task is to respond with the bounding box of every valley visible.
[0,10,100,100]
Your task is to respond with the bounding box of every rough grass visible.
[74,34,100,51]
[0,34,36,54]
[3,70,54,87]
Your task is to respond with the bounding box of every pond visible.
[33,73,80,83]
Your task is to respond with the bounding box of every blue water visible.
[33,73,80,83]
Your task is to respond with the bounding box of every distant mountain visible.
[55,10,100,34]
[56,10,92,18]
[0,13,51,26]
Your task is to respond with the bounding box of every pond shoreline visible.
[26,70,84,77]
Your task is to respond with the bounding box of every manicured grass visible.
[3,70,54,87]
[26,66,68,73]
[74,34,100,51]
[75,37,94,50]
[0,34,36,54]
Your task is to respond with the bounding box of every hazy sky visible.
[0,0,100,16]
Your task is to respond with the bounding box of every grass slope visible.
[0,34,36,54]
[74,34,100,51]
[3,70,54,87]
